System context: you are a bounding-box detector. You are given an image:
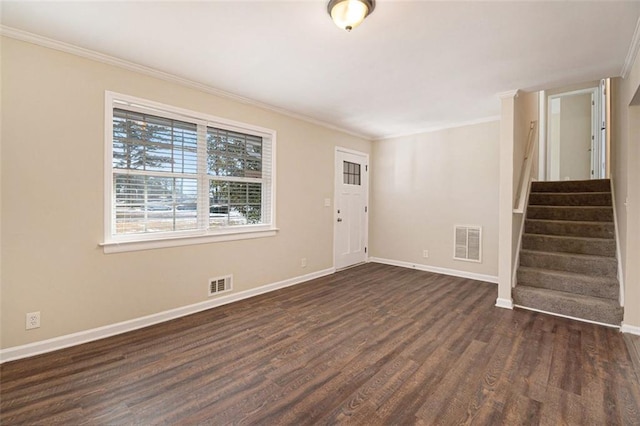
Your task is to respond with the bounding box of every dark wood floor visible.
[626,333,640,386]
[2,263,639,425]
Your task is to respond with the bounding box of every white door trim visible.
[334,147,370,270]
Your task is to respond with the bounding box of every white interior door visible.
[334,149,368,269]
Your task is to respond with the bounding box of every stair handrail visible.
[514,120,538,213]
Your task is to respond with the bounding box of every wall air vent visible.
[453,225,482,263]
[208,275,232,296]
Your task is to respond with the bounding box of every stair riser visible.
[525,221,614,239]
[529,193,612,206]
[517,269,619,300]
[522,234,616,257]
[531,179,610,193]
[513,287,623,325]
[520,252,617,277]
[527,206,613,222]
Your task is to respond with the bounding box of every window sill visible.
[100,227,278,254]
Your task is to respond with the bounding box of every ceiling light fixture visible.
[327,0,375,32]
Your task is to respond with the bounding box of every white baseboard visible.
[495,298,514,309]
[621,323,640,335]
[369,257,498,284]
[0,267,335,364]
[513,304,620,329]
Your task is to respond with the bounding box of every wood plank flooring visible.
[625,333,640,385]
[2,263,639,424]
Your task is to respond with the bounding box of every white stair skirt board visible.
[368,257,498,284]
[514,304,621,329]
[0,267,335,364]
[621,323,640,336]
[495,298,514,309]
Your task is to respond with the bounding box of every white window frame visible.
[101,91,277,253]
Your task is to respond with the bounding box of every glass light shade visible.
[330,0,370,31]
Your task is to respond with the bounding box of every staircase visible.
[513,179,623,326]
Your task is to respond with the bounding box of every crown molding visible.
[0,25,373,141]
[375,115,501,141]
[621,16,640,79]
[497,89,519,99]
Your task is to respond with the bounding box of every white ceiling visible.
[2,1,640,139]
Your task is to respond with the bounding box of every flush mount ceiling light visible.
[328,0,375,32]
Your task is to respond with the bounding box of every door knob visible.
[337,218,343,222]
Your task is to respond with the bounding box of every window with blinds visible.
[105,92,275,248]
[207,127,268,228]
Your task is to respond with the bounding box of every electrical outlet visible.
[423,250,429,258]
[26,311,40,330]
[301,258,307,268]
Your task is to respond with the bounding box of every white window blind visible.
[207,127,271,228]
[113,109,200,234]
[105,92,276,248]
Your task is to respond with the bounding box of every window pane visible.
[343,161,361,186]
[207,127,262,178]
[113,109,197,174]
[209,180,262,228]
[114,174,198,234]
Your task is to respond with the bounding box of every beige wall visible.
[369,120,500,278]
[0,37,371,349]
[512,92,539,202]
[628,106,640,327]
[0,36,3,346]
[613,54,640,328]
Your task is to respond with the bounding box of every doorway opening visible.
[540,79,609,181]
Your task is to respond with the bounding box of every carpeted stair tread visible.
[531,179,610,193]
[517,266,619,300]
[522,233,616,257]
[525,219,614,239]
[527,206,613,222]
[516,178,621,326]
[529,192,612,206]
[520,249,617,277]
[513,285,623,325]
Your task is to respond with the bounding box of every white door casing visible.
[590,91,598,179]
[334,148,369,269]
[599,79,607,178]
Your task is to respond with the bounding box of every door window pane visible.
[343,161,361,185]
